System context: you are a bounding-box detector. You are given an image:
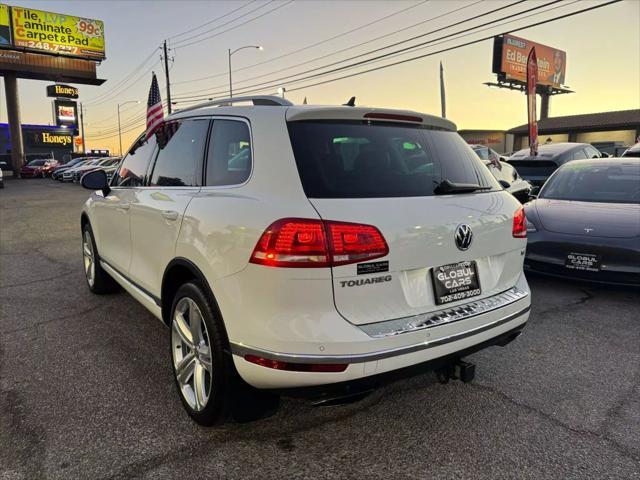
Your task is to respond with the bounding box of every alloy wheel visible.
[171,297,212,412]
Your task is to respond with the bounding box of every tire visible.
[82,222,119,294]
[170,282,234,425]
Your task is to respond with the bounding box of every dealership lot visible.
[0,179,638,480]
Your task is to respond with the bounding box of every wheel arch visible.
[161,258,228,340]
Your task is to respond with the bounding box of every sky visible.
[1,0,639,154]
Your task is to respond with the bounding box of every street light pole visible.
[228,45,263,99]
[117,100,140,156]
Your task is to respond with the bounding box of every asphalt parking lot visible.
[1,178,639,480]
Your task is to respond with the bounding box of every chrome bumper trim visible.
[230,305,530,365]
[359,286,529,338]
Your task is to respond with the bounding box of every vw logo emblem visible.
[455,224,473,251]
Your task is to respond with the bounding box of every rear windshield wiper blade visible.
[435,179,492,194]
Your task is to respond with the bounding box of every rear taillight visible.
[512,206,527,238]
[249,218,389,268]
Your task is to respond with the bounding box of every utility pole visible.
[228,48,233,98]
[439,61,446,119]
[163,40,172,114]
[4,73,24,178]
[79,102,86,154]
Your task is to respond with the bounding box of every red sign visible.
[527,47,538,157]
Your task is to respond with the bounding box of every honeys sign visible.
[26,131,73,147]
[6,4,105,60]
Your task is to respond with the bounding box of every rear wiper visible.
[434,179,492,194]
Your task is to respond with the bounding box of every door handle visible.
[116,203,130,211]
[162,210,179,221]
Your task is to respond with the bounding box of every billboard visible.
[53,99,77,127]
[493,34,566,89]
[10,6,105,60]
[0,4,10,46]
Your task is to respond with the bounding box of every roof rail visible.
[174,95,293,115]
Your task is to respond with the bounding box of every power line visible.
[172,0,550,101]
[83,49,159,105]
[172,0,437,91]
[167,0,258,40]
[172,0,608,103]
[283,0,621,94]
[172,0,295,50]
[172,0,489,98]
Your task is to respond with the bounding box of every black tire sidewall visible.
[82,222,118,294]
[170,282,233,426]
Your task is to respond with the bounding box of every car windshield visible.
[27,160,46,166]
[287,121,499,198]
[540,161,640,204]
[472,147,489,160]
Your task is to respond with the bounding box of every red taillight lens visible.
[513,206,527,238]
[244,354,348,372]
[325,221,389,266]
[249,218,389,268]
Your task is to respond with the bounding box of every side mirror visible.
[81,169,110,196]
[498,179,511,189]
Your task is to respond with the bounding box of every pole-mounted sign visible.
[526,47,538,157]
[46,84,78,99]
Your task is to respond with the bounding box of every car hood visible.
[534,199,640,238]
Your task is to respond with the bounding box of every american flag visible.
[489,150,502,170]
[146,72,164,139]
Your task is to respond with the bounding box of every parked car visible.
[470,145,532,203]
[51,157,94,180]
[508,143,602,187]
[524,158,640,286]
[80,96,531,425]
[73,157,120,183]
[62,158,103,182]
[101,158,121,182]
[19,158,59,178]
[0,166,3,188]
[621,141,640,158]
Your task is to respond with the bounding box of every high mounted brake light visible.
[363,112,423,123]
[249,218,389,268]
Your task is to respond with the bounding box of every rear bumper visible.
[232,299,530,389]
[525,234,640,286]
[275,323,526,399]
[525,259,640,286]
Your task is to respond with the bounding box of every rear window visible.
[541,162,640,204]
[508,160,559,178]
[287,121,498,198]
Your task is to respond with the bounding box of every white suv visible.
[80,96,531,425]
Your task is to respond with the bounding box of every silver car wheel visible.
[83,230,95,287]
[171,297,212,412]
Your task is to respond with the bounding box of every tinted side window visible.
[150,119,209,187]
[584,146,600,158]
[571,149,588,160]
[206,120,252,186]
[113,135,157,187]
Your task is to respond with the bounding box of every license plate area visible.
[565,252,600,272]
[431,260,481,305]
